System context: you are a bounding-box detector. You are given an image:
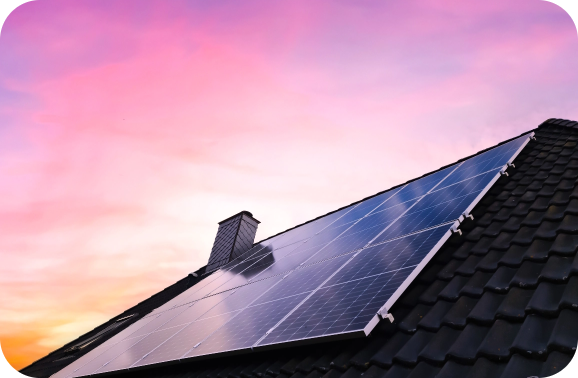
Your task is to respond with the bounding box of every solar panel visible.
[51,133,532,378]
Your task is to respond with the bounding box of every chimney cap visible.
[218,211,260,225]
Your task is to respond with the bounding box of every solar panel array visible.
[52,134,532,378]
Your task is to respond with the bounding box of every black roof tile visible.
[525,282,566,316]
[530,196,551,211]
[393,329,435,365]
[452,241,475,259]
[418,300,453,331]
[523,239,551,261]
[560,276,578,310]
[510,315,556,357]
[295,355,321,374]
[499,354,544,378]
[370,333,412,368]
[329,344,363,372]
[418,280,447,305]
[446,324,490,363]
[511,226,537,244]
[337,367,361,378]
[405,362,439,378]
[477,319,521,361]
[348,337,386,370]
[435,360,471,378]
[398,304,431,334]
[436,260,462,280]
[240,366,261,378]
[439,275,469,301]
[510,201,531,216]
[541,255,574,282]
[465,358,505,378]
[551,233,578,255]
[467,292,505,324]
[442,296,477,329]
[459,271,492,297]
[471,237,495,254]
[491,232,515,250]
[313,350,341,373]
[266,360,291,377]
[418,326,460,364]
[495,287,533,321]
[476,250,502,271]
[381,364,411,378]
[541,351,574,377]
[510,261,543,288]
[549,309,578,352]
[484,266,517,293]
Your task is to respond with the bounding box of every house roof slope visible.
[22,119,578,378]
[20,269,208,378]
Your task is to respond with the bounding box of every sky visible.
[1,0,578,371]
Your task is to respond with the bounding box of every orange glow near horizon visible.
[1,0,578,370]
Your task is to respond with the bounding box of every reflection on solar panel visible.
[51,133,533,378]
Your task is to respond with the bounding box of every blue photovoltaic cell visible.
[196,276,285,320]
[251,255,353,306]
[69,336,148,377]
[156,291,235,330]
[322,226,451,288]
[436,137,525,189]
[370,169,500,245]
[187,293,310,357]
[95,325,186,374]
[54,134,530,378]
[134,312,239,368]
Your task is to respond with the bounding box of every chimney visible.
[206,211,260,272]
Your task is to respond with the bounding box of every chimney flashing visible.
[218,211,260,225]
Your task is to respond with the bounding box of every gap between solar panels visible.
[51,132,534,378]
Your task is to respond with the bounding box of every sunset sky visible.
[1,0,578,371]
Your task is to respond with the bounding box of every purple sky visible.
[1,0,577,369]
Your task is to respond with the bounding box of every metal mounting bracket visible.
[377,304,395,323]
[459,212,474,223]
[450,224,462,236]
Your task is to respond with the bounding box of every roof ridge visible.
[539,118,578,128]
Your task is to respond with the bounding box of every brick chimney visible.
[206,211,260,272]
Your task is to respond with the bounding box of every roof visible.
[20,269,209,378]
[21,118,578,378]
